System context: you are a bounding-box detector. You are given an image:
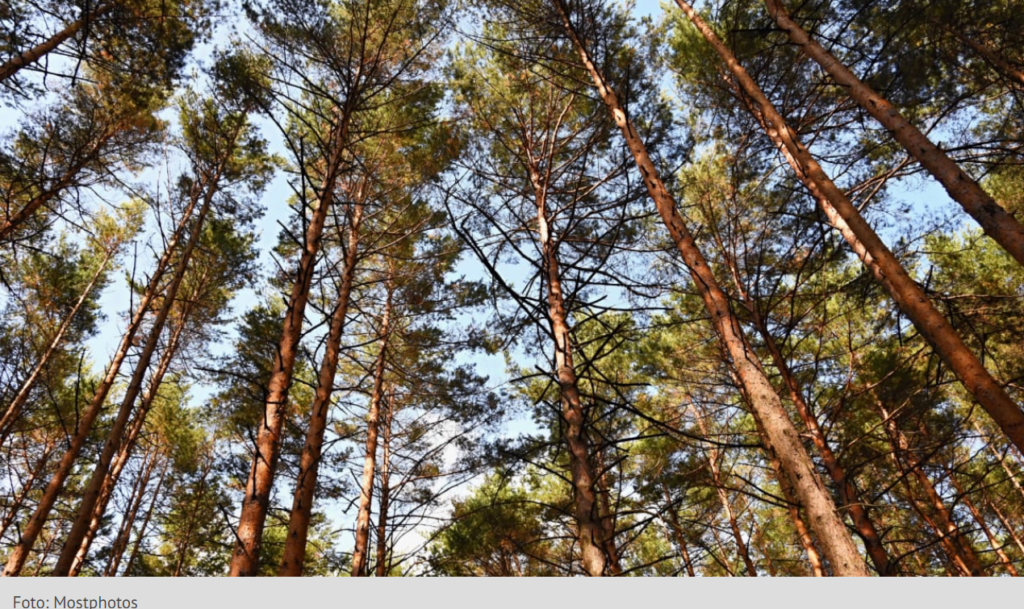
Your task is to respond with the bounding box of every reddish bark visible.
[674,0,1024,456]
[350,290,393,577]
[762,0,1024,268]
[554,0,868,576]
[279,198,364,576]
[229,113,352,576]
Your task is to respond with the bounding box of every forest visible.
[0,0,1022,577]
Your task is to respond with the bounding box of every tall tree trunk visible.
[0,2,114,83]
[102,449,159,577]
[374,387,393,578]
[279,198,364,576]
[121,459,169,576]
[988,500,1024,559]
[674,0,1024,455]
[948,472,1018,576]
[66,307,191,576]
[350,289,393,577]
[53,171,221,576]
[876,402,986,576]
[529,160,607,576]
[553,0,868,576]
[761,0,1024,267]
[715,229,891,575]
[595,451,622,575]
[0,246,115,446]
[662,486,697,576]
[172,451,213,577]
[692,401,757,577]
[230,112,352,576]
[0,127,120,241]
[2,189,199,577]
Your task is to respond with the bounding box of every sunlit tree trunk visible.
[374,387,393,578]
[876,402,985,576]
[53,168,222,576]
[948,473,1018,576]
[2,191,198,577]
[673,0,1024,456]
[103,447,160,577]
[350,288,393,577]
[527,159,607,577]
[552,0,866,576]
[230,112,353,577]
[761,0,1024,267]
[121,459,170,576]
[691,401,757,576]
[279,195,364,576]
[988,500,1024,558]
[67,307,191,576]
[0,2,114,83]
[714,227,890,575]
[0,439,56,541]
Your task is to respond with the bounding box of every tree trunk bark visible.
[103,447,160,577]
[0,2,114,83]
[662,486,698,577]
[229,113,352,577]
[948,472,1018,576]
[674,0,1024,456]
[0,439,55,542]
[528,158,607,576]
[762,0,1024,267]
[66,306,191,576]
[350,290,393,577]
[374,387,393,578]
[2,187,198,577]
[53,169,221,576]
[876,402,985,576]
[988,500,1024,559]
[553,0,868,576]
[0,128,119,242]
[121,459,169,576]
[279,198,364,576]
[715,231,890,575]
[692,401,758,576]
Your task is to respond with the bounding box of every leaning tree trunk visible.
[102,447,160,577]
[350,290,393,577]
[0,439,55,542]
[0,2,114,83]
[948,472,1018,576]
[691,401,757,577]
[121,459,170,576]
[0,127,120,241]
[714,235,887,575]
[762,0,1024,268]
[53,168,221,576]
[279,197,364,576]
[662,486,698,576]
[674,0,1024,455]
[67,305,192,576]
[552,0,869,576]
[2,188,199,577]
[0,246,115,446]
[230,113,352,577]
[876,401,986,576]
